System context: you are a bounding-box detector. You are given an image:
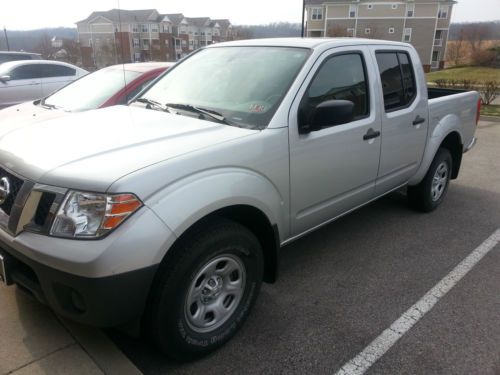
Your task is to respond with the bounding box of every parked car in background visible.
[0,62,173,124]
[0,51,42,64]
[0,60,87,109]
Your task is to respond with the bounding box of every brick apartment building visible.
[305,0,456,71]
[76,9,234,69]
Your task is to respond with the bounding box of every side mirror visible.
[310,100,355,132]
[0,75,11,83]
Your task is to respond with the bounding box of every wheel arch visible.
[409,125,463,186]
[155,204,280,285]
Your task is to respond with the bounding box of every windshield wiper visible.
[40,98,59,110]
[135,98,170,112]
[165,103,230,125]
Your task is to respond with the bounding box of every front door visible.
[289,47,382,235]
[0,64,42,106]
[371,48,428,194]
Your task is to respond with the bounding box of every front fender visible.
[146,167,287,243]
[408,113,462,186]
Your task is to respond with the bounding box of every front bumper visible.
[0,239,158,327]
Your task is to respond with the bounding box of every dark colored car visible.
[0,51,43,64]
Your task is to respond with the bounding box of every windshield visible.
[140,47,310,129]
[43,68,142,112]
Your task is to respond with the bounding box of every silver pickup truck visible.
[0,38,480,359]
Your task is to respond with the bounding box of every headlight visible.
[50,191,142,238]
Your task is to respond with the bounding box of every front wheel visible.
[408,148,452,212]
[146,218,264,361]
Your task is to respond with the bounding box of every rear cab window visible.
[375,51,417,112]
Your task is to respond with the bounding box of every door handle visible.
[363,128,381,141]
[413,116,426,126]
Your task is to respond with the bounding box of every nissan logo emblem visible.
[0,177,10,205]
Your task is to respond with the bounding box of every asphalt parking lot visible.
[109,119,500,375]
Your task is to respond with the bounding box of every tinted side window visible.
[42,64,76,78]
[398,52,416,105]
[305,53,369,120]
[120,78,155,105]
[9,64,43,80]
[376,51,416,111]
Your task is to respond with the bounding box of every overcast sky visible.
[1,0,498,30]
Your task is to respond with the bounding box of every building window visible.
[406,4,415,17]
[391,4,398,10]
[134,52,141,61]
[432,50,440,68]
[403,28,412,42]
[367,4,373,10]
[151,24,159,33]
[132,24,139,33]
[365,28,371,34]
[181,39,187,47]
[164,39,169,46]
[438,5,449,19]
[349,5,357,18]
[347,28,355,37]
[311,8,323,20]
[141,24,149,32]
[434,30,444,46]
[388,27,395,34]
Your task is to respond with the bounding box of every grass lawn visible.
[427,66,500,83]
[481,104,500,117]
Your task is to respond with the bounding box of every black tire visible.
[146,218,264,361]
[408,148,452,212]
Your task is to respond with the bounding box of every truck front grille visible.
[0,166,25,217]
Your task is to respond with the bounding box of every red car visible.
[0,62,174,125]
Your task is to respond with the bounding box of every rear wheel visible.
[408,148,452,212]
[146,218,263,361]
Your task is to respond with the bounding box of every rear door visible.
[289,47,382,235]
[0,64,42,106]
[371,47,428,194]
[40,64,77,97]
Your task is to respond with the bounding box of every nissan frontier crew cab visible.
[0,38,480,360]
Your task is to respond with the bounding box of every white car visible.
[0,60,87,109]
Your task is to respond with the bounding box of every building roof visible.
[76,9,158,24]
[186,17,211,28]
[161,13,185,26]
[211,19,231,28]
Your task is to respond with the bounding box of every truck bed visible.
[427,88,480,152]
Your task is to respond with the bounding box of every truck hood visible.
[0,101,70,128]
[0,105,258,192]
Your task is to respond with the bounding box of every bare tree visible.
[234,26,253,40]
[35,33,54,59]
[463,23,489,53]
[446,28,465,66]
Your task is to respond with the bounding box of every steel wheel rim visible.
[184,254,246,333]
[431,161,449,202]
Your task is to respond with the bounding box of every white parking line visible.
[335,228,500,375]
